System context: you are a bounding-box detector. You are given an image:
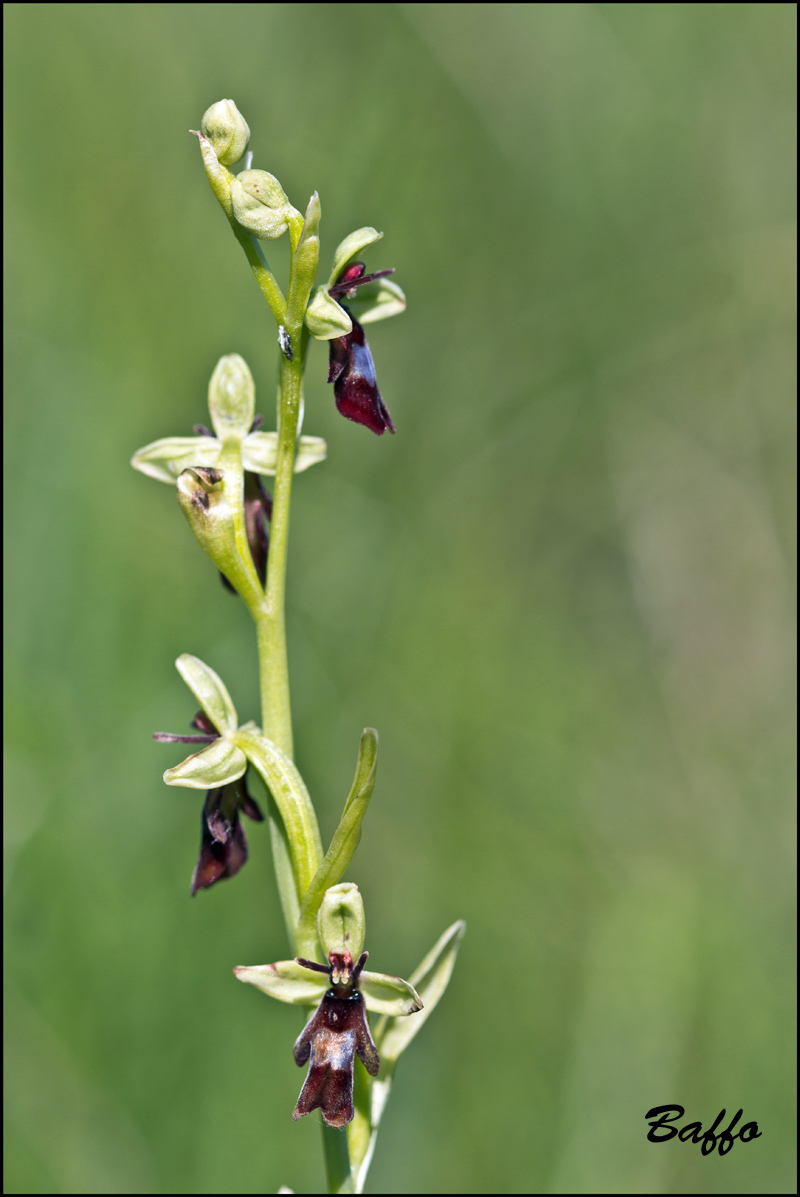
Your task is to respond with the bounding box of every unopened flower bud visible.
[200,99,250,166]
[231,169,295,240]
[317,882,365,964]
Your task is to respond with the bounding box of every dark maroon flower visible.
[190,774,263,894]
[154,712,263,894]
[291,951,380,1128]
[327,263,396,435]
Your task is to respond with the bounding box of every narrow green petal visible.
[329,227,383,287]
[163,736,247,789]
[359,970,422,1017]
[233,960,327,1005]
[131,436,221,484]
[175,654,239,733]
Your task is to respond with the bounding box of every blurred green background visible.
[4,3,795,1193]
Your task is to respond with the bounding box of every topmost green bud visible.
[200,99,250,166]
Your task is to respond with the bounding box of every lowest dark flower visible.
[234,881,423,1129]
[154,710,263,894]
[292,950,380,1128]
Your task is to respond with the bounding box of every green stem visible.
[239,190,352,1193]
[322,1124,354,1194]
[257,350,302,756]
[228,218,287,325]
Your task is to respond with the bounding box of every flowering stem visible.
[228,217,287,326]
[248,226,355,1193]
[322,1123,355,1195]
[257,348,302,758]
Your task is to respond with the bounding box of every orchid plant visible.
[131,100,464,1194]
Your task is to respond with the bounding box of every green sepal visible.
[348,277,406,326]
[175,653,239,733]
[208,353,255,440]
[305,287,353,340]
[317,882,366,962]
[131,436,222,484]
[132,430,327,484]
[358,970,423,1017]
[231,956,421,1017]
[328,227,383,287]
[233,960,328,1005]
[292,436,328,472]
[162,735,247,789]
[241,431,329,475]
[296,729,378,951]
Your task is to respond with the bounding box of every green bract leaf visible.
[305,288,353,340]
[208,353,255,439]
[175,654,239,733]
[375,919,465,1062]
[351,921,465,1193]
[296,730,378,950]
[359,970,423,1017]
[348,278,407,326]
[329,228,383,287]
[286,192,321,329]
[233,960,328,1006]
[163,736,247,789]
[131,436,222,484]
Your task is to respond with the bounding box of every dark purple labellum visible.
[292,988,379,1128]
[328,316,395,435]
[191,774,264,896]
[326,262,397,436]
[292,951,379,1128]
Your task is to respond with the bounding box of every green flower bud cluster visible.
[194,99,301,243]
